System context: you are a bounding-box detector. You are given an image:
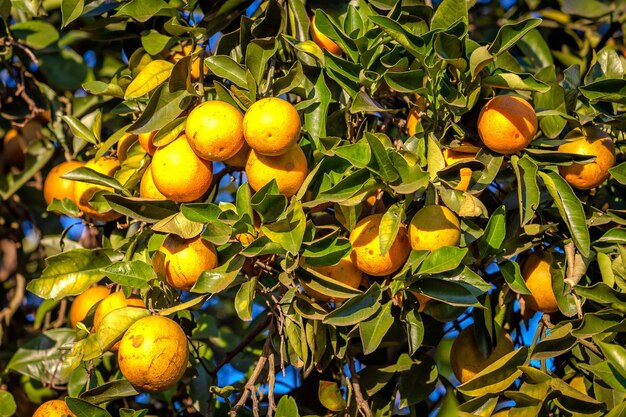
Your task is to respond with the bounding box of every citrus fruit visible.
[243,97,301,156]
[154,234,218,290]
[450,325,514,383]
[442,147,477,192]
[406,108,420,137]
[151,135,213,202]
[117,133,137,162]
[311,14,341,55]
[185,101,244,161]
[169,44,203,80]
[94,291,146,351]
[138,131,157,155]
[245,145,308,197]
[69,285,110,328]
[477,95,537,154]
[118,315,189,391]
[409,205,461,251]
[409,291,431,312]
[301,257,363,302]
[349,213,411,276]
[139,164,167,200]
[3,128,27,168]
[33,399,75,417]
[558,127,615,190]
[364,189,386,213]
[521,251,559,313]
[73,156,121,222]
[224,142,250,168]
[43,160,84,206]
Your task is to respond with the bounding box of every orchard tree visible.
[1,0,626,416]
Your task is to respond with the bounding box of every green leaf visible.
[61,0,84,27]
[360,301,394,355]
[500,260,531,295]
[379,204,403,256]
[531,323,577,360]
[115,0,173,23]
[609,162,626,184]
[323,283,382,326]
[596,341,626,381]
[0,142,55,200]
[402,309,424,355]
[125,60,174,99]
[574,283,626,313]
[458,347,528,396]
[67,397,112,417]
[261,201,307,255]
[250,181,288,223]
[478,205,506,258]
[245,39,278,86]
[38,48,88,90]
[298,266,363,300]
[234,277,256,321]
[510,155,540,226]
[579,79,626,104]
[62,115,98,145]
[129,84,190,134]
[562,0,612,18]
[192,257,244,294]
[101,260,154,289]
[27,249,111,300]
[303,72,331,141]
[104,195,179,223]
[0,391,17,417]
[418,247,468,275]
[11,21,59,48]
[62,166,127,195]
[538,171,590,257]
[205,55,248,89]
[79,380,141,404]
[318,381,346,412]
[275,395,299,417]
[431,0,468,31]
[96,307,149,352]
[365,132,399,182]
[488,18,542,56]
[482,72,550,92]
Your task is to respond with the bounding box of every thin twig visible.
[347,350,371,417]
[229,337,273,417]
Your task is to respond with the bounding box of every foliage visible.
[1,0,626,416]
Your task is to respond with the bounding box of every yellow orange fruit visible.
[170,45,203,80]
[33,399,75,417]
[154,235,218,290]
[311,14,342,55]
[185,101,244,161]
[43,160,84,206]
[69,285,110,328]
[477,95,537,154]
[407,109,420,137]
[151,135,213,202]
[138,131,157,155]
[245,145,308,198]
[3,128,28,168]
[94,292,146,351]
[442,147,476,192]
[349,213,411,276]
[302,257,363,302]
[521,251,559,313]
[224,142,250,168]
[410,291,431,312]
[558,127,615,190]
[117,133,137,162]
[118,315,189,391]
[243,97,301,156]
[409,205,461,252]
[139,164,167,200]
[363,189,386,213]
[450,325,514,384]
[73,156,121,222]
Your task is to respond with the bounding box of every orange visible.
[558,127,615,190]
[69,285,110,328]
[94,291,146,351]
[117,133,137,162]
[151,135,213,202]
[521,251,559,313]
[450,325,514,384]
[442,147,476,191]
[33,399,75,417]
[138,131,157,155]
[73,156,122,222]
[243,97,301,156]
[3,128,27,168]
[409,205,461,251]
[139,164,167,200]
[363,189,385,213]
[406,109,420,137]
[169,45,204,80]
[154,235,218,290]
[245,145,308,198]
[185,101,244,161]
[224,142,250,168]
[43,160,84,206]
[311,14,341,55]
[409,291,431,312]
[349,213,411,276]
[118,315,189,391]
[301,257,363,302]
[477,95,537,154]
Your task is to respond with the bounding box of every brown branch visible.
[229,337,273,417]
[347,350,371,417]
[0,273,25,326]
[267,350,277,417]
[563,242,583,319]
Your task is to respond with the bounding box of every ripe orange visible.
[153,235,218,290]
[311,14,342,55]
[409,291,431,312]
[118,315,189,391]
[73,156,122,222]
[442,147,476,192]
[245,145,308,198]
[243,97,301,156]
[301,257,363,302]
[558,127,615,190]
[349,213,411,276]
[139,164,167,200]
[138,131,157,155]
[406,109,420,137]
[363,189,385,213]
[521,251,559,313]
[69,285,110,328]
[409,205,461,251]
[450,325,514,383]
[477,95,537,154]
[43,160,84,206]
[33,399,75,417]
[185,101,244,161]
[94,291,146,351]
[169,45,204,80]
[224,142,250,168]
[151,135,213,202]
[3,128,28,168]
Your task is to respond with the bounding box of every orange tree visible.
[1,0,626,416]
